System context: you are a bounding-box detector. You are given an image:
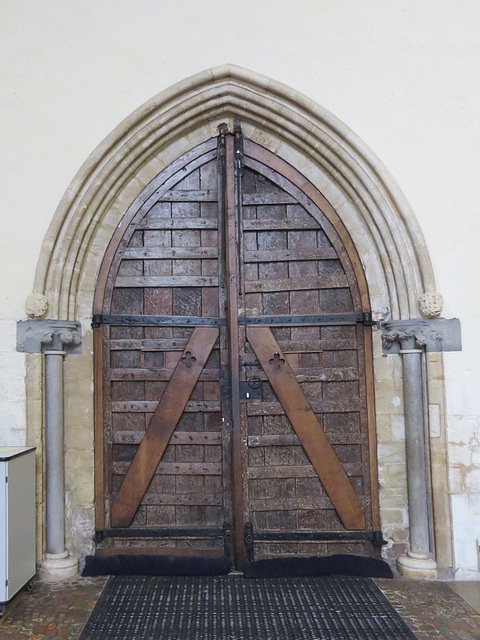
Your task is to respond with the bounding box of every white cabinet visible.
[0,447,36,610]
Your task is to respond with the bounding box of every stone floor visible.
[1,574,480,639]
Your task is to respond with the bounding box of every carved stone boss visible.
[17,319,82,578]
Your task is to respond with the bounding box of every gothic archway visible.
[26,65,452,575]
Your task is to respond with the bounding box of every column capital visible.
[381,318,461,354]
[17,319,82,355]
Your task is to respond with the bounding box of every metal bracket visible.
[372,530,388,547]
[233,120,244,177]
[223,526,233,558]
[94,529,105,543]
[244,522,255,562]
[362,311,377,326]
[92,313,103,329]
[239,380,262,400]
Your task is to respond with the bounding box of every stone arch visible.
[27,65,452,573]
[33,64,434,323]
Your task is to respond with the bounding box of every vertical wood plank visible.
[94,324,105,531]
[225,133,246,566]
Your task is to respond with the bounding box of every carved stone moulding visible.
[381,318,461,354]
[16,319,82,355]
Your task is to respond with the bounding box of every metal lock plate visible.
[239,380,262,400]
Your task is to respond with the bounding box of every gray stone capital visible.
[381,318,461,354]
[17,319,82,355]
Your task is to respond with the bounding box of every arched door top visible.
[32,65,436,323]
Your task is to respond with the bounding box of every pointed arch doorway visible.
[93,123,380,568]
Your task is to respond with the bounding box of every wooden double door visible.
[94,125,380,566]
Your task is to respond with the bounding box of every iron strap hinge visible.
[92,314,103,329]
[93,313,376,328]
[362,312,377,327]
[239,313,376,326]
[91,314,225,328]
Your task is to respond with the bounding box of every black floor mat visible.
[79,574,417,640]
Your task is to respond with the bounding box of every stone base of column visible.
[41,551,79,580]
[397,550,437,579]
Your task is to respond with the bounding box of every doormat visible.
[78,574,417,640]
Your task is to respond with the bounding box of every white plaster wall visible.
[1,0,480,575]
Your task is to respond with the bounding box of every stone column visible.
[17,315,82,579]
[41,323,81,578]
[382,320,437,578]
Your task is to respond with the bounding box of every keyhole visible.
[181,351,197,368]
[269,352,285,370]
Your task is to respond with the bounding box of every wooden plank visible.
[115,275,218,288]
[141,493,223,506]
[113,431,222,445]
[94,325,105,531]
[110,339,190,350]
[363,324,380,532]
[248,432,365,447]
[246,399,361,415]
[137,218,218,230]
[123,247,218,260]
[250,497,333,511]
[243,219,320,231]
[246,326,366,530]
[160,189,218,201]
[248,434,299,447]
[242,193,297,205]
[244,248,337,262]
[113,462,222,475]
[293,367,359,383]
[109,368,219,381]
[261,339,357,353]
[245,274,348,293]
[247,463,363,479]
[237,367,359,383]
[112,400,221,413]
[224,134,245,566]
[111,326,219,527]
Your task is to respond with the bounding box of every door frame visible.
[26,66,451,572]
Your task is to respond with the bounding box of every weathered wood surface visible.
[244,248,337,262]
[111,326,219,527]
[244,274,349,293]
[123,247,218,259]
[243,219,320,230]
[111,400,221,412]
[137,217,218,230]
[113,431,222,445]
[115,276,219,288]
[246,325,366,530]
